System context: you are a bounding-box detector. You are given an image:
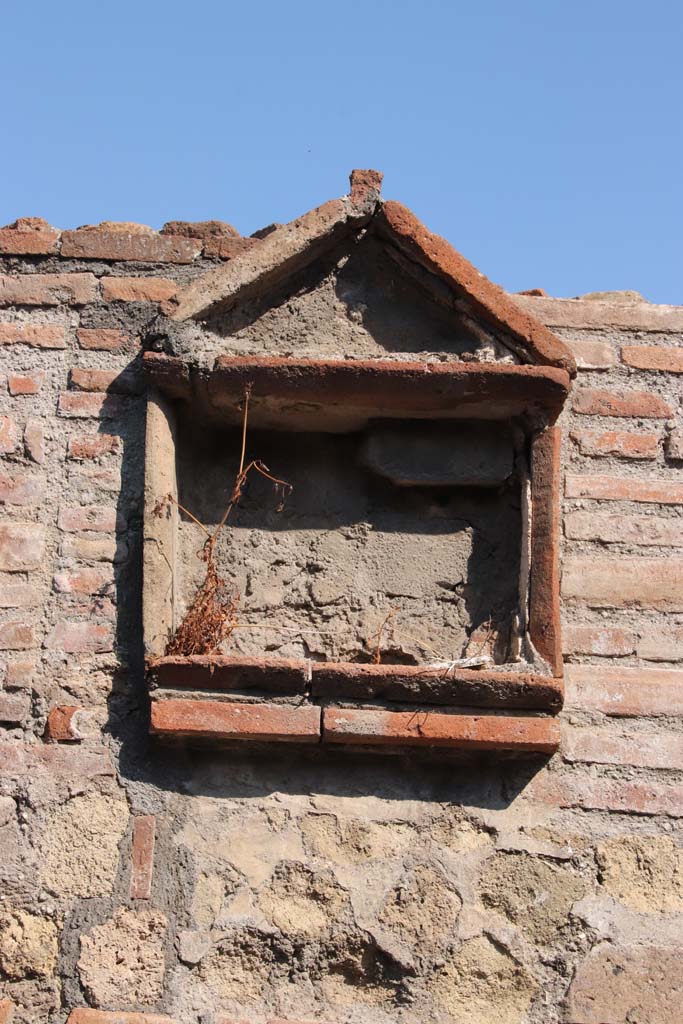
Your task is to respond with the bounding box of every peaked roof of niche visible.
[166,170,576,377]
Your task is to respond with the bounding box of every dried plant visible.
[158,386,292,657]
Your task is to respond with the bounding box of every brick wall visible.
[0,218,682,1024]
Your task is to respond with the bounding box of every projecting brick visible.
[563,624,636,657]
[101,277,177,303]
[565,474,683,505]
[45,619,113,653]
[62,227,200,264]
[0,620,35,650]
[7,373,43,396]
[0,273,97,306]
[130,815,156,899]
[323,707,559,752]
[0,323,66,348]
[0,469,45,505]
[572,387,673,418]
[532,772,683,816]
[562,556,683,609]
[24,419,45,464]
[564,337,616,369]
[564,510,683,546]
[563,725,683,770]
[68,433,120,460]
[621,344,683,373]
[0,691,30,723]
[0,415,18,453]
[58,505,119,533]
[69,367,142,394]
[0,219,59,255]
[58,391,130,418]
[565,664,683,715]
[569,429,659,460]
[76,328,128,351]
[53,567,113,595]
[0,523,46,571]
[150,699,322,743]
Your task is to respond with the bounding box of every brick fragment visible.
[58,391,130,419]
[666,427,683,461]
[44,705,81,741]
[45,619,113,653]
[563,725,683,770]
[564,336,616,369]
[101,277,177,303]
[58,505,119,533]
[562,556,683,610]
[565,474,683,505]
[0,273,97,306]
[77,328,128,351]
[53,567,113,595]
[60,535,122,562]
[67,1011,176,1024]
[563,624,636,657]
[5,657,36,687]
[532,771,683,816]
[0,415,18,453]
[0,998,14,1023]
[565,510,683,545]
[350,167,384,203]
[0,620,35,650]
[0,468,45,505]
[569,428,659,460]
[7,372,43,396]
[24,419,46,464]
[0,579,40,608]
[62,227,200,263]
[70,367,142,394]
[565,664,683,715]
[0,691,30,723]
[0,322,66,348]
[0,222,59,255]
[323,707,559,752]
[621,344,683,373]
[68,433,120,460]
[130,815,156,899]
[150,699,321,743]
[203,236,260,259]
[0,740,113,778]
[0,523,46,571]
[638,627,683,662]
[162,218,239,239]
[572,387,672,418]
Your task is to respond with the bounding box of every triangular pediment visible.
[163,170,575,376]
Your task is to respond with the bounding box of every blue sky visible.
[2,1,681,302]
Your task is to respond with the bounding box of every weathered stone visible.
[78,907,167,1007]
[38,793,129,897]
[379,864,461,949]
[0,909,58,979]
[597,836,683,912]
[259,862,350,937]
[566,944,683,1023]
[432,935,538,1023]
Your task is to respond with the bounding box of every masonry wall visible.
[0,218,682,1024]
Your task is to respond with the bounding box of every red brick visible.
[101,277,177,303]
[0,523,46,571]
[46,619,113,653]
[322,707,559,752]
[8,372,43,396]
[565,664,683,716]
[0,273,97,306]
[24,419,45,464]
[563,624,636,657]
[0,998,14,1023]
[569,428,659,460]
[130,815,156,899]
[76,327,128,351]
[67,1012,176,1024]
[350,167,384,203]
[58,505,119,533]
[621,344,683,373]
[5,657,36,687]
[150,699,321,743]
[161,218,239,240]
[564,337,616,369]
[0,740,113,779]
[0,620,35,650]
[203,236,260,259]
[565,474,683,505]
[53,567,113,595]
[563,725,683,770]
[68,433,121,460]
[62,227,200,264]
[0,691,30,723]
[0,414,18,453]
[70,366,142,394]
[60,535,120,562]
[638,628,683,662]
[0,468,45,505]
[0,579,40,608]
[565,510,683,546]
[666,427,683,460]
[562,556,683,610]
[512,292,683,332]
[44,705,81,742]
[566,945,683,1022]
[58,391,130,418]
[572,387,673,418]
[0,218,59,255]
[532,771,683,816]
[0,322,67,348]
